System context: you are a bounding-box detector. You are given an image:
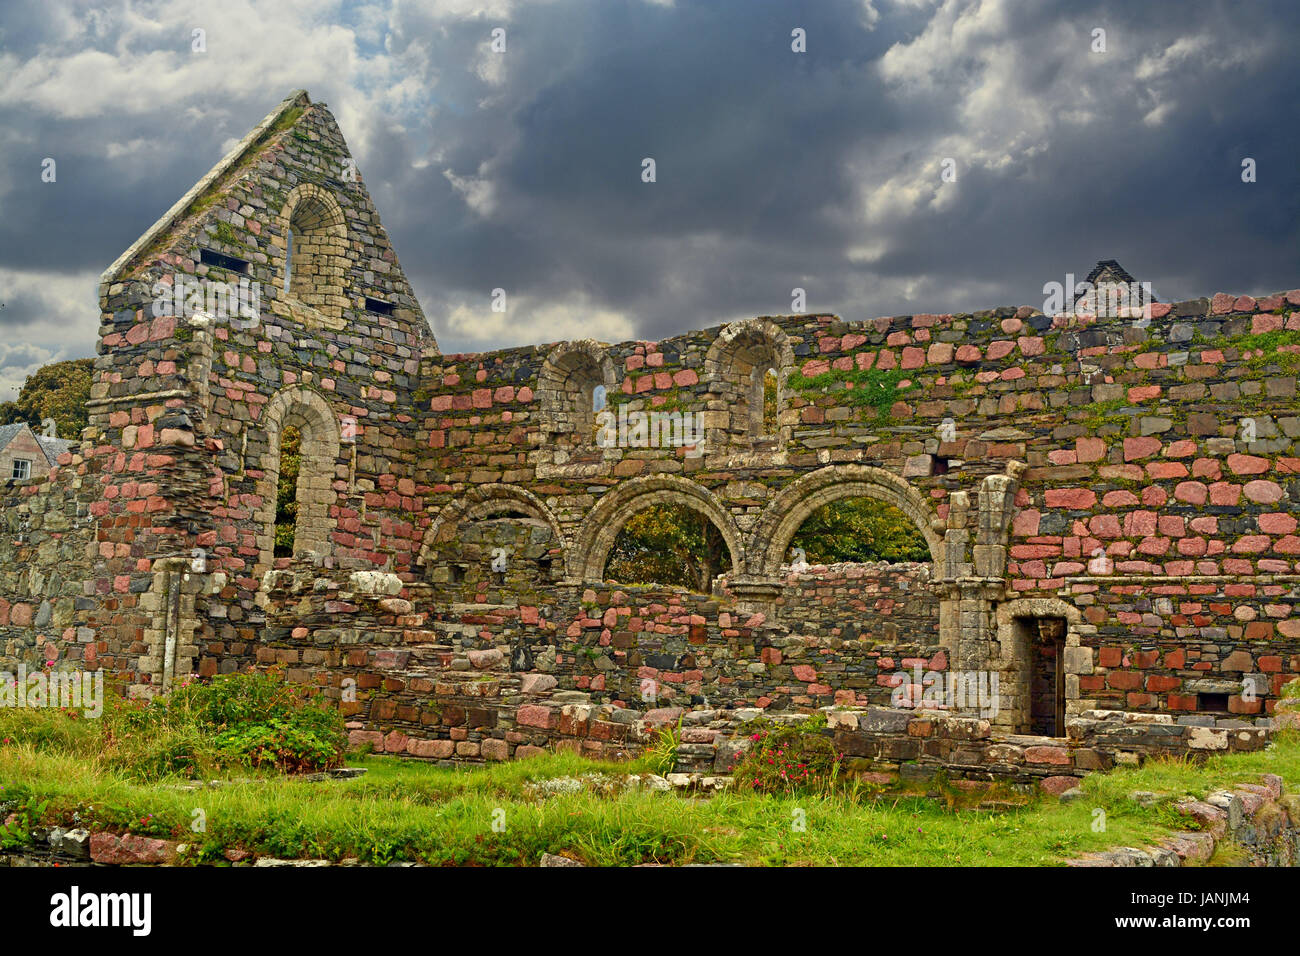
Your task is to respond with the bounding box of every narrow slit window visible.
[761,367,778,436]
[199,249,249,274]
[364,297,395,315]
[273,424,301,558]
[284,227,293,293]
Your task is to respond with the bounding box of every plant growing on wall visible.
[731,714,843,795]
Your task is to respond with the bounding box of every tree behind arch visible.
[605,503,728,592]
[790,497,928,564]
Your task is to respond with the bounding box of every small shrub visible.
[0,670,346,780]
[731,714,844,795]
[637,720,682,777]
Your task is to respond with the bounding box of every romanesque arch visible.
[253,384,341,575]
[568,474,744,584]
[748,464,944,576]
[278,183,348,323]
[703,318,795,451]
[536,340,618,457]
[418,483,565,569]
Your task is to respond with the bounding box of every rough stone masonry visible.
[1,90,1298,785]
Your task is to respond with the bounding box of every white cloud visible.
[443,165,498,216]
[441,293,635,348]
[0,268,99,400]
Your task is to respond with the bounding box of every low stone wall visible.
[244,558,954,762]
[1068,773,1299,867]
[670,706,1274,789]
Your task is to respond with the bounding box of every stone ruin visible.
[2,90,1299,790]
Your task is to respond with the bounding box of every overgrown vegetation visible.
[787,365,913,418]
[0,670,346,780]
[731,714,845,795]
[604,503,728,592]
[790,496,929,564]
[274,424,301,556]
[2,725,1296,866]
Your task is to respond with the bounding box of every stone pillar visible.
[134,556,205,698]
[723,575,785,618]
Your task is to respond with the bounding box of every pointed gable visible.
[1074,259,1158,317]
[99,90,436,353]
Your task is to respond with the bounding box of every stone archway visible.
[253,385,341,577]
[568,475,744,584]
[748,464,944,577]
[418,483,565,571]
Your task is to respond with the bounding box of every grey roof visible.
[36,434,73,466]
[0,423,73,467]
[1084,259,1138,286]
[0,423,25,453]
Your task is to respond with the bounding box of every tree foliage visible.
[274,425,301,557]
[0,358,93,439]
[790,497,929,564]
[604,496,927,591]
[605,504,728,593]
[603,496,930,595]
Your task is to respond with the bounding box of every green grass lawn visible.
[3,734,1297,866]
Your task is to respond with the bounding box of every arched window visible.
[705,320,792,454]
[537,341,616,462]
[605,502,730,593]
[254,386,341,574]
[278,184,348,323]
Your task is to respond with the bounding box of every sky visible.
[1,0,1297,398]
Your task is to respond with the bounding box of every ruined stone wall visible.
[412,290,1300,732]
[63,93,435,694]
[3,90,1298,771]
[0,460,98,675]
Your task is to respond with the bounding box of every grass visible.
[0,671,346,780]
[2,723,1296,866]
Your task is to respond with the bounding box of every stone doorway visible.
[1025,616,1066,736]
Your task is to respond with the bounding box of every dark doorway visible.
[1028,617,1066,736]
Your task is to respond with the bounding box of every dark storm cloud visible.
[1,0,1297,363]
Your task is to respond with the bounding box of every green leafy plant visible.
[731,715,844,795]
[0,670,347,781]
[787,366,913,417]
[0,800,44,849]
[639,720,682,776]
